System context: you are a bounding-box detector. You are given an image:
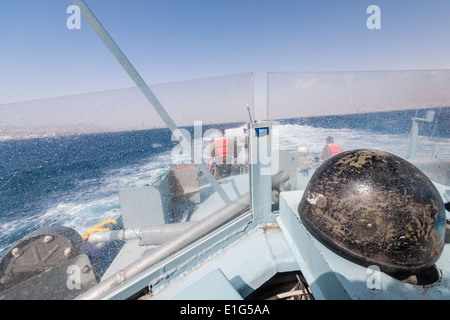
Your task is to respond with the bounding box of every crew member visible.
[209,128,234,179]
[320,136,341,163]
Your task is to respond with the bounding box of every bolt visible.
[0,274,12,285]
[81,265,91,273]
[11,248,22,258]
[434,247,441,256]
[43,235,53,243]
[64,247,72,258]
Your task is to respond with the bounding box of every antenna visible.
[246,104,254,123]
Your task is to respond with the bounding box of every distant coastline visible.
[0,125,155,141]
[1,106,448,142]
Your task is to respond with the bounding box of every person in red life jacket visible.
[209,128,234,179]
[320,136,341,164]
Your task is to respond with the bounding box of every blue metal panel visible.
[147,219,298,299]
[173,269,242,300]
[277,191,351,300]
[119,186,166,229]
[278,190,450,300]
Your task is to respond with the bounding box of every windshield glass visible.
[0,73,254,298]
[268,70,450,166]
[1,69,448,299]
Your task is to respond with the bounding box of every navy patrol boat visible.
[0,0,449,300]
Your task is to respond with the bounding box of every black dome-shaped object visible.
[298,149,445,276]
[0,226,83,291]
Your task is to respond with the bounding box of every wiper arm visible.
[70,0,231,204]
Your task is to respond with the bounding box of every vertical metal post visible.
[70,0,231,204]
[408,119,419,160]
[408,111,434,161]
[248,122,273,224]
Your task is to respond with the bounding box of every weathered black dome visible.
[298,149,445,276]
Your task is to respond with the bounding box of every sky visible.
[1,0,450,130]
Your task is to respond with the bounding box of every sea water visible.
[0,113,448,257]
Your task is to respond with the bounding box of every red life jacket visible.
[214,138,229,158]
[329,145,341,157]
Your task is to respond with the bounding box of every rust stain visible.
[262,224,280,234]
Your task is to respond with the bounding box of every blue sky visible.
[1,1,450,119]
